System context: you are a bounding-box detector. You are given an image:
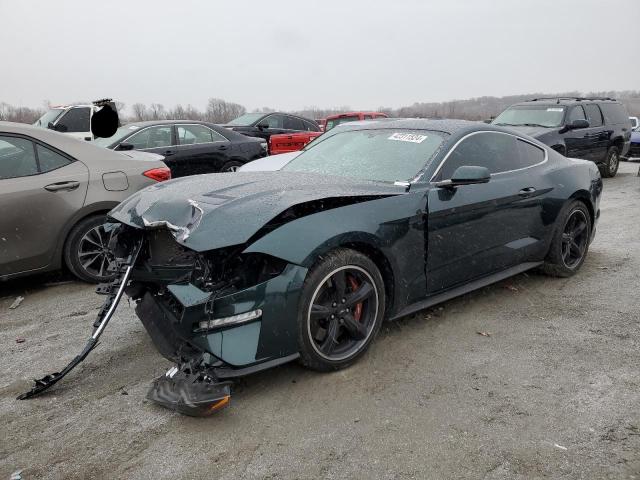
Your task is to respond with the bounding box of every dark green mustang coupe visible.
[21,119,603,415]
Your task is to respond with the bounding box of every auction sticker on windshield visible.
[388,132,428,143]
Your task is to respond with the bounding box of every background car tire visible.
[297,248,385,372]
[543,200,592,278]
[64,214,115,283]
[600,146,620,178]
[221,160,244,172]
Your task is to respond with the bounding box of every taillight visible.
[143,167,171,182]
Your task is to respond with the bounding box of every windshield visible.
[492,105,566,128]
[33,108,64,127]
[325,115,360,131]
[92,125,141,147]
[283,129,446,183]
[226,113,264,126]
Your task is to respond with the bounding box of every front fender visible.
[244,192,429,311]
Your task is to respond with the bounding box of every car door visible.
[564,105,591,158]
[426,131,549,293]
[174,124,230,176]
[0,135,88,277]
[583,104,608,161]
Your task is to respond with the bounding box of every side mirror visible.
[569,119,590,130]
[47,122,55,130]
[435,165,491,189]
[116,142,134,151]
[257,122,269,130]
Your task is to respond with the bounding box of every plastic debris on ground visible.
[9,296,24,309]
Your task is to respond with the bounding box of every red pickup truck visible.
[268,111,388,155]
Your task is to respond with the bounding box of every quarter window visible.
[177,124,226,145]
[584,104,603,127]
[599,103,628,125]
[0,136,38,179]
[516,139,545,168]
[127,126,173,149]
[36,144,71,172]
[568,106,586,122]
[56,107,91,133]
[438,132,522,179]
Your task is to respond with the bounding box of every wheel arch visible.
[569,189,595,226]
[56,202,119,269]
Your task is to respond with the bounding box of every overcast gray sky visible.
[1,0,638,112]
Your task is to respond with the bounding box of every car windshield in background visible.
[493,105,566,128]
[325,116,360,131]
[33,108,64,127]
[282,129,446,183]
[92,125,141,147]
[226,113,264,126]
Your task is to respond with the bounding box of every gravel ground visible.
[1,162,639,480]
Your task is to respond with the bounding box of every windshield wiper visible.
[520,123,550,128]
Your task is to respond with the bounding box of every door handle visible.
[44,181,80,192]
[218,145,229,151]
[163,150,175,156]
[518,187,536,197]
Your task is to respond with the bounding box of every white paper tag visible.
[388,132,427,143]
[546,108,564,112]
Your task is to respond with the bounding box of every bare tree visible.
[131,103,148,122]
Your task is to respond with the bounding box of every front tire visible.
[63,215,116,283]
[221,160,243,172]
[297,248,385,371]
[543,201,591,278]
[600,146,620,178]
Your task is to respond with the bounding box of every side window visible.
[364,115,373,120]
[36,144,71,172]
[599,103,628,125]
[568,106,586,122]
[283,116,304,130]
[439,132,520,179]
[303,120,319,131]
[56,107,91,133]
[263,114,284,129]
[0,136,38,179]
[516,139,545,168]
[584,104,603,127]
[177,124,214,144]
[127,126,172,149]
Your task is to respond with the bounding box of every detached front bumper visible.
[134,262,308,371]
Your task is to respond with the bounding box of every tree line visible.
[2,91,639,125]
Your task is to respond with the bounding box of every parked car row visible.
[93,120,268,177]
[0,122,170,283]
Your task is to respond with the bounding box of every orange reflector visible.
[208,395,230,412]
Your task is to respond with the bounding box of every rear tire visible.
[599,146,620,178]
[543,201,591,278]
[64,215,115,283]
[221,160,243,172]
[297,248,385,372]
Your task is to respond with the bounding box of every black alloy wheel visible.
[560,209,589,269]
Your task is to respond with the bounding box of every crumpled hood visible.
[109,171,403,251]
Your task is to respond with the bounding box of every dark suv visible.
[221,112,320,142]
[492,97,632,177]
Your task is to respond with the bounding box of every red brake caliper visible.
[347,275,363,322]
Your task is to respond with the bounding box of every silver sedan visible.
[0,122,170,282]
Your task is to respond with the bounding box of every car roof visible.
[322,118,484,135]
[122,119,219,127]
[0,121,142,162]
[326,111,386,119]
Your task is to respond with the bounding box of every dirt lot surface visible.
[1,162,639,480]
